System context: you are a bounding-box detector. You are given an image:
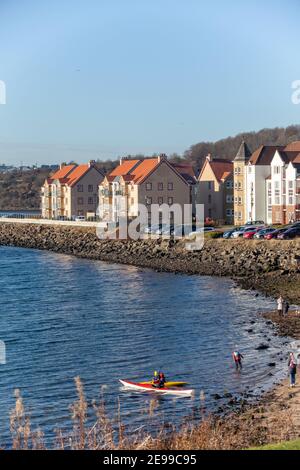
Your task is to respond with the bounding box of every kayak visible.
[140,381,188,388]
[119,380,194,397]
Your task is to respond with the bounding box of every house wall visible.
[70,167,103,218]
[233,162,246,225]
[246,164,270,223]
[198,163,224,222]
[138,161,190,223]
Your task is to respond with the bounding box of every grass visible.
[251,439,300,450]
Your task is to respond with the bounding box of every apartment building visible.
[245,142,300,224]
[233,141,252,225]
[198,155,234,224]
[99,156,197,223]
[41,161,104,219]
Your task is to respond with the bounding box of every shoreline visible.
[0,222,300,303]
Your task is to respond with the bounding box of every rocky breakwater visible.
[0,222,300,302]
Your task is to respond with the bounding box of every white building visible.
[245,142,300,224]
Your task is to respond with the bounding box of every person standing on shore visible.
[277,295,284,316]
[288,352,297,388]
[284,300,290,316]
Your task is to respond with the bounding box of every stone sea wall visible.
[1,222,300,302]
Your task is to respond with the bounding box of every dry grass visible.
[6,377,297,450]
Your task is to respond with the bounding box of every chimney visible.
[88,160,96,168]
[206,154,212,162]
[60,162,67,169]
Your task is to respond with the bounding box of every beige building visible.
[233,141,252,225]
[99,156,197,224]
[198,155,234,224]
[41,161,104,219]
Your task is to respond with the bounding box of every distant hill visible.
[0,168,53,211]
[183,125,300,172]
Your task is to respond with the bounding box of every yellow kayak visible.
[140,381,188,388]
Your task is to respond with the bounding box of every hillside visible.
[0,168,52,211]
[184,124,300,170]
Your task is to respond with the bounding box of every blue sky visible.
[0,0,299,165]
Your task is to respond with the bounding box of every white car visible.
[74,216,86,222]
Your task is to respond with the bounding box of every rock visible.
[268,362,276,367]
[255,343,270,351]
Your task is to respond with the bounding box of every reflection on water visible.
[0,246,291,445]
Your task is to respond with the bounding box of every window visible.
[158,197,163,205]
[158,183,163,191]
[234,182,238,189]
[88,185,93,193]
[208,182,212,190]
[77,184,84,192]
[238,197,242,204]
[226,195,233,203]
[168,197,173,205]
[226,209,231,216]
[88,197,94,205]
[146,182,152,191]
[238,182,242,190]
[146,197,152,205]
[274,166,281,175]
[168,182,173,190]
[226,181,232,189]
[78,197,84,205]
[208,195,212,204]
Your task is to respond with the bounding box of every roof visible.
[249,142,300,166]
[50,165,76,181]
[172,163,197,184]
[202,158,233,182]
[109,160,140,177]
[106,157,192,186]
[46,163,103,187]
[234,141,252,162]
[249,146,285,166]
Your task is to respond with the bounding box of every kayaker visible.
[232,349,244,371]
[152,371,160,387]
[158,371,166,388]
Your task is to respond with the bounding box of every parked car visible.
[277,227,300,240]
[243,228,261,239]
[231,226,257,238]
[223,229,237,239]
[245,220,265,226]
[74,216,86,222]
[264,228,287,240]
[253,227,276,239]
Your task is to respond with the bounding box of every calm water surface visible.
[0,247,291,446]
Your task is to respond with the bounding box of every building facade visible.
[41,161,104,219]
[233,141,252,225]
[198,155,234,225]
[245,142,300,224]
[99,156,197,224]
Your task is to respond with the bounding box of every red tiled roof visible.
[50,165,76,181]
[131,158,160,184]
[110,160,140,177]
[284,141,300,152]
[207,159,233,182]
[107,157,193,186]
[65,164,89,187]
